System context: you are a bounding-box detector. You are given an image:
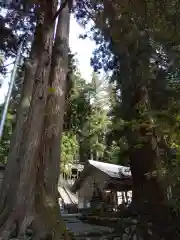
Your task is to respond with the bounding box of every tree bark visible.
[34,1,72,239]
[95,0,168,213]
[121,51,167,215]
[0,0,58,238]
[0,17,44,221]
[44,0,72,199]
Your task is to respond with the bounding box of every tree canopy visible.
[1,0,180,239]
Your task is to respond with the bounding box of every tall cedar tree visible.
[74,0,177,215]
[0,0,71,239]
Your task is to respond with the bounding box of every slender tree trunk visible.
[34,1,72,239]
[0,1,58,238]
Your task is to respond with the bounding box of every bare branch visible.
[1,61,15,68]
[52,0,68,22]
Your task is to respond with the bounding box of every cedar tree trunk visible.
[0,0,58,238]
[34,1,72,239]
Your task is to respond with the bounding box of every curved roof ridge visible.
[88,160,131,178]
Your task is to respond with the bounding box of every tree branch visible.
[52,0,68,22]
[1,61,15,68]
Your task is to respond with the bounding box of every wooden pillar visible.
[122,191,125,203]
[125,191,128,203]
[115,191,118,210]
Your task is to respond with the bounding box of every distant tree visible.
[61,133,79,175]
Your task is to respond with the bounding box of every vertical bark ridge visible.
[0,0,58,238]
[34,1,72,239]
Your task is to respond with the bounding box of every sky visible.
[0,15,96,103]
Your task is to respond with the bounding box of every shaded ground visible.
[62,213,120,239]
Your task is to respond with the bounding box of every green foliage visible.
[64,72,92,132]
[105,141,121,164]
[61,133,79,175]
[0,107,12,164]
[74,2,180,228]
[75,0,180,158]
[0,60,24,164]
[2,0,180,237]
[64,68,111,163]
[87,108,110,159]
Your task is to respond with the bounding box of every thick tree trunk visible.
[123,65,167,216]
[128,113,166,209]
[0,21,43,221]
[0,1,58,238]
[34,1,72,239]
[118,46,167,216]
[101,0,168,212]
[44,0,72,198]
